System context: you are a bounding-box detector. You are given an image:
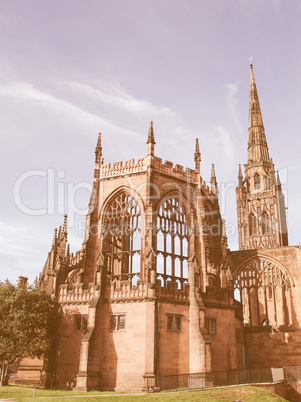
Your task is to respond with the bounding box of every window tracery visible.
[261,212,270,235]
[265,176,271,190]
[234,258,292,327]
[104,193,141,284]
[156,196,189,289]
[254,173,260,190]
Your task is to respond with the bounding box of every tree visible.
[0,280,59,386]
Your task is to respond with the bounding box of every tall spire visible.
[249,62,264,130]
[248,62,270,163]
[194,138,201,174]
[236,62,288,250]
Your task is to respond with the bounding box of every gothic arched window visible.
[104,193,141,283]
[254,173,260,190]
[157,196,189,289]
[233,257,292,327]
[265,176,271,190]
[249,213,257,236]
[262,212,270,235]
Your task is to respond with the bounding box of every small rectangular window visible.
[175,316,182,332]
[83,315,88,331]
[118,315,126,330]
[111,315,117,331]
[205,318,216,335]
[74,315,82,331]
[167,315,173,330]
[110,314,126,331]
[167,314,183,331]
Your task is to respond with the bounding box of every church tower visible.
[236,62,288,250]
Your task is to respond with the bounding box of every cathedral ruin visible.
[14,64,301,391]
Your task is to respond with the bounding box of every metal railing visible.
[284,366,301,380]
[214,367,273,387]
[147,366,301,391]
[154,372,211,391]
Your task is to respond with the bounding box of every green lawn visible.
[0,385,288,401]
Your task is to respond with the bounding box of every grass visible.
[0,384,288,401]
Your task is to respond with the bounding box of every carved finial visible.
[194,139,201,161]
[250,56,253,67]
[211,163,216,179]
[52,228,58,249]
[238,164,243,186]
[222,219,226,238]
[238,164,243,178]
[146,121,156,144]
[63,214,67,234]
[95,132,102,155]
[276,170,282,190]
[67,243,70,258]
[194,139,201,173]
[221,219,228,247]
[210,163,218,194]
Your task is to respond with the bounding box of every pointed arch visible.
[156,191,190,289]
[233,255,294,327]
[254,172,261,190]
[261,211,270,235]
[249,212,257,236]
[101,189,143,284]
[265,175,271,190]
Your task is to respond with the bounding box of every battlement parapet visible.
[107,279,154,301]
[156,280,189,302]
[98,155,214,197]
[153,157,198,183]
[100,157,147,178]
[59,283,100,304]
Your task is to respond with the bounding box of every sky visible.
[1,0,301,283]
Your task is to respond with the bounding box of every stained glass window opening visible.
[157,196,189,289]
[254,173,260,190]
[233,258,293,327]
[105,193,141,283]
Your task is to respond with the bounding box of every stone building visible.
[14,64,301,390]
